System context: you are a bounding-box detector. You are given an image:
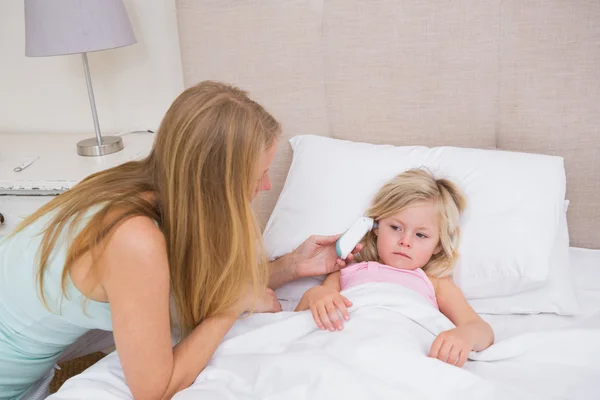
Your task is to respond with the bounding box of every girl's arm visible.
[295,271,341,312]
[321,271,341,291]
[294,271,350,331]
[429,276,494,366]
[101,217,277,400]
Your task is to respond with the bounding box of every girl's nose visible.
[399,235,412,248]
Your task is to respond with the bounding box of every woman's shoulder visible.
[100,215,169,288]
[108,215,165,254]
[100,215,167,274]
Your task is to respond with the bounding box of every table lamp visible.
[24,0,137,156]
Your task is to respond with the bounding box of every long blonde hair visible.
[356,169,466,278]
[13,81,281,336]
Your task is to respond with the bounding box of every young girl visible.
[295,169,494,368]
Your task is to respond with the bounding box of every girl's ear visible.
[434,243,442,255]
[373,220,379,236]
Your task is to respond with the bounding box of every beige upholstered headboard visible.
[175,1,599,249]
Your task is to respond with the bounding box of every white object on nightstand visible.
[13,156,39,172]
[0,132,154,236]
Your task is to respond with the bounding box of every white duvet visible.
[50,283,600,400]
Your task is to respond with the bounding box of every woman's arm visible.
[165,314,237,398]
[268,252,297,290]
[100,217,240,400]
[268,234,362,290]
[165,288,280,398]
[428,276,494,367]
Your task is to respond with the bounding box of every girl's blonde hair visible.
[356,169,466,278]
[14,81,281,336]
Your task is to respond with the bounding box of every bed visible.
[48,247,600,399]
[50,1,599,399]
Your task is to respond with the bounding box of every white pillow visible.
[467,201,579,315]
[265,135,566,300]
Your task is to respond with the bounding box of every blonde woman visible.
[0,81,359,400]
[296,169,494,367]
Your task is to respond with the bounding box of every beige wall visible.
[176,0,600,248]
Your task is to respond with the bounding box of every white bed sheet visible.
[49,248,600,400]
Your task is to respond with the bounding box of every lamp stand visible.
[76,52,124,157]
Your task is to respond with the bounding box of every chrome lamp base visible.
[76,52,126,157]
[77,136,124,156]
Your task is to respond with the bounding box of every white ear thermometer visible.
[335,217,377,259]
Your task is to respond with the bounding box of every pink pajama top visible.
[340,261,439,309]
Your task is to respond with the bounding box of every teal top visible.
[0,208,112,399]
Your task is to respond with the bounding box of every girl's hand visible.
[295,286,352,332]
[293,234,363,278]
[232,286,282,316]
[429,326,474,368]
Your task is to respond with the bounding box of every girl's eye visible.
[391,225,401,231]
[416,233,428,239]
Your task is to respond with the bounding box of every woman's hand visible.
[428,326,475,368]
[232,286,282,316]
[293,234,363,279]
[295,286,352,332]
[253,288,283,313]
[268,234,363,290]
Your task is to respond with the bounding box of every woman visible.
[0,81,358,400]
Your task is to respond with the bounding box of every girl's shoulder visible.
[340,260,375,275]
[427,274,459,294]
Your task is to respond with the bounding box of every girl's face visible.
[375,201,442,270]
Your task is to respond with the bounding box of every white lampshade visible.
[24,0,137,57]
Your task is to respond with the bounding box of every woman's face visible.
[252,139,278,200]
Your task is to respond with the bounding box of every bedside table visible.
[0,132,154,236]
